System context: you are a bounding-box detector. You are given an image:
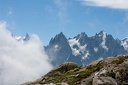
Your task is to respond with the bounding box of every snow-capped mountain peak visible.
[45,31,128,66]
[98,31,107,37]
[12,33,30,42]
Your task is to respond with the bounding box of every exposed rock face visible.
[45,31,127,66]
[93,77,117,85]
[22,54,128,85]
[45,32,72,66]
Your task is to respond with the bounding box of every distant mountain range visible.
[12,33,30,42]
[13,31,128,66]
[45,31,128,66]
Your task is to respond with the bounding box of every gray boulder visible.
[93,77,117,85]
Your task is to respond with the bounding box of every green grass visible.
[110,59,123,64]
[68,64,104,85]
[28,63,104,85]
[106,72,115,78]
[39,71,75,84]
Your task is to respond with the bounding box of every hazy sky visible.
[0,0,128,45]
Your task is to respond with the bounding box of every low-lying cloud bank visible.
[0,21,53,85]
[82,0,128,9]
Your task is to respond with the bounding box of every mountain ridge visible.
[45,31,128,66]
[12,31,128,66]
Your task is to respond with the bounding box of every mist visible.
[0,21,53,85]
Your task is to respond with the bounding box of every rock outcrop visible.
[22,54,128,85]
[44,62,79,77]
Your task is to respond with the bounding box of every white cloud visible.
[53,0,69,28]
[0,21,53,85]
[6,8,15,28]
[82,0,128,9]
[54,0,67,18]
[8,10,13,15]
[7,8,13,17]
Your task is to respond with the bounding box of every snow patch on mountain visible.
[54,45,59,52]
[54,45,59,49]
[68,38,87,56]
[94,47,98,53]
[82,51,90,60]
[100,32,108,51]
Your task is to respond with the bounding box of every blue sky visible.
[0,0,128,45]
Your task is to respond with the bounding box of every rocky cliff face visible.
[45,32,72,65]
[22,54,128,85]
[45,31,127,66]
